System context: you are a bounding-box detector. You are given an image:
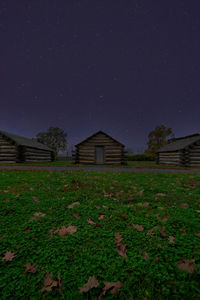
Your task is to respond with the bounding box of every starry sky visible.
[1,0,200,154]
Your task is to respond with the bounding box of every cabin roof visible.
[156,133,200,153]
[75,130,125,147]
[0,130,54,152]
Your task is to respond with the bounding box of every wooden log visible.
[25,153,51,157]
[0,158,16,161]
[0,161,15,163]
[25,159,51,162]
[24,148,52,155]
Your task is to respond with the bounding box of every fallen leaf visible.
[34,212,46,217]
[32,196,40,202]
[79,276,99,293]
[57,226,68,237]
[68,201,80,209]
[24,263,38,274]
[168,236,175,243]
[98,215,105,220]
[181,203,188,208]
[177,259,195,273]
[143,202,149,207]
[194,232,200,238]
[95,205,100,209]
[99,281,122,298]
[114,232,127,258]
[102,205,108,209]
[41,272,58,292]
[196,210,200,214]
[87,219,96,225]
[73,214,80,219]
[142,251,149,260]
[156,193,166,197]
[66,223,78,234]
[181,228,187,236]
[158,226,167,237]
[146,229,154,237]
[132,223,144,232]
[2,251,16,262]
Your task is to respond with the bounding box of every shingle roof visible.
[157,133,200,153]
[0,130,54,152]
[75,130,125,147]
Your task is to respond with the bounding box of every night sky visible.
[1,0,200,154]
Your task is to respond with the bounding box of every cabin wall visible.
[158,151,181,165]
[74,133,126,165]
[23,146,53,162]
[187,142,200,167]
[0,133,17,163]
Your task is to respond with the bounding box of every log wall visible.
[0,134,17,163]
[23,146,53,162]
[73,132,127,165]
[188,143,200,167]
[158,151,181,165]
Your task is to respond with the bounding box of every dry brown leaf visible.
[143,202,149,207]
[57,226,68,237]
[24,263,38,274]
[146,229,154,237]
[34,212,46,217]
[100,281,122,297]
[158,226,167,237]
[98,215,105,220]
[41,272,58,292]
[68,201,80,209]
[102,205,108,209]
[87,219,96,225]
[73,214,80,219]
[2,251,16,262]
[66,223,78,234]
[142,251,149,260]
[181,203,189,208]
[132,223,144,232]
[168,236,175,243]
[194,232,200,238]
[177,259,195,273]
[79,276,99,293]
[32,196,40,202]
[116,243,127,258]
[181,228,187,236]
[114,232,127,258]
[94,205,100,209]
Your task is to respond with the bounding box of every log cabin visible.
[0,130,55,163]
[72,130,128,165]
[156,133,200,167]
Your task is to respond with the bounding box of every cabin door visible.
[95,146,105,164]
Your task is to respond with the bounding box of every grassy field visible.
[0,160,200,170]
[0,169,200,299]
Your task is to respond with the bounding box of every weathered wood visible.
[25,152,51,158]
[25,159,51,162]
[0,161,15,163]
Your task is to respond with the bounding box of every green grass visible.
[0,170,200,299]
[0,160,200,170]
